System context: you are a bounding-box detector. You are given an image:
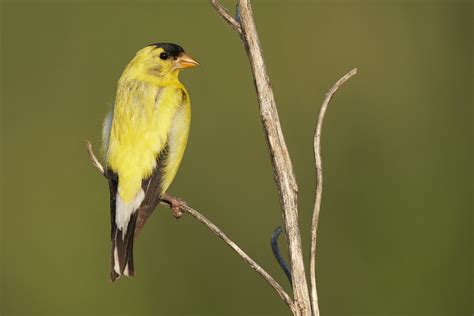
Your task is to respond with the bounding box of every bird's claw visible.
[170,197,186,219]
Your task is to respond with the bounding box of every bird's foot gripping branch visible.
[161,194,186,219]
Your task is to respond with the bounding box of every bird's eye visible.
[159,52,169,60]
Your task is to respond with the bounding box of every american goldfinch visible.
[102,43,198,281]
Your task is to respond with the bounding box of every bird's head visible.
[125,43,199,82]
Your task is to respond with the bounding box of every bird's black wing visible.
[134,143,170,239]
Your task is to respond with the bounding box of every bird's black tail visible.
[110,211,138,282]
[108,169,140,282]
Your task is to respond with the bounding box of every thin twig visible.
[210,0,242,34]
[310,68,357,316]
[86,140,106,177]
[85,141,295,313]
[170,201,296,312]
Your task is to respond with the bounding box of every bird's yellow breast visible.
[106,78,189,203]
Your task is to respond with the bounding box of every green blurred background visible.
[1,0,472,315]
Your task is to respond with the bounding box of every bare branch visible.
[188,210,295,312]
[216,1,312,314]
[85,142,295,313]
[160,196,296,312]
[310,68,357,316]
[210,0,242,34]
[86,139,106,178]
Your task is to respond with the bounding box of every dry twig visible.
[309,68,357,315]
[210,0,242,34]
[86,140,105,177]
[164,199,296,312]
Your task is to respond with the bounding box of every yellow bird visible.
[102,43,198,281]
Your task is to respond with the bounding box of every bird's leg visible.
[162,193,186,219]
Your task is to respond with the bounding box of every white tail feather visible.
[115,189,145,237]
[113,246,121,275]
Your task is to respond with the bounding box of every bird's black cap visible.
[149,43,184,58]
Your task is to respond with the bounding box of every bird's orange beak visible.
[174,53,199,70]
